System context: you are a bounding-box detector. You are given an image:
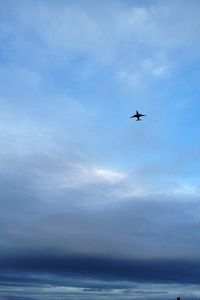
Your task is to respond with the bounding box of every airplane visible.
[130,110,146,121]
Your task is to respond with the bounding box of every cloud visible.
[39,164,127,194]
[3,0,200,66]
[1,148,200,261]
[1,2,200,297]
[0,267,200,300]
[93,168,126,183]
[142,57,172,77]
[118,71,142,89]
[1,0,200,100]
[2,254,200,285]
[117,56,172,89]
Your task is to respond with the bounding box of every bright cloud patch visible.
[93,168,126,183]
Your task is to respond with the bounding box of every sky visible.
[0,0,200,299]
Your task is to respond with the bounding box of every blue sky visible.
[1,0,200,299]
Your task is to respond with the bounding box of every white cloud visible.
[93,168,126,183]
[6,1,200,64]
[142,57,172,77]
[118,70,142,88]
[118,55,172,89]
[151,66,169,77]
[2,0,200,91]
[172,184,200,197]
[0,100,56,158]
[35,163,127,198]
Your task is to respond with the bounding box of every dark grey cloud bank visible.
[1,254,200,284]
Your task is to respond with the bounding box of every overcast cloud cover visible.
[1,0,200,299]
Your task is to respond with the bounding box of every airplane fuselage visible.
[130,110,146,121]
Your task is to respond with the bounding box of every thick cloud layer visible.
[0,148,200,271]
[1,254,200,284]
